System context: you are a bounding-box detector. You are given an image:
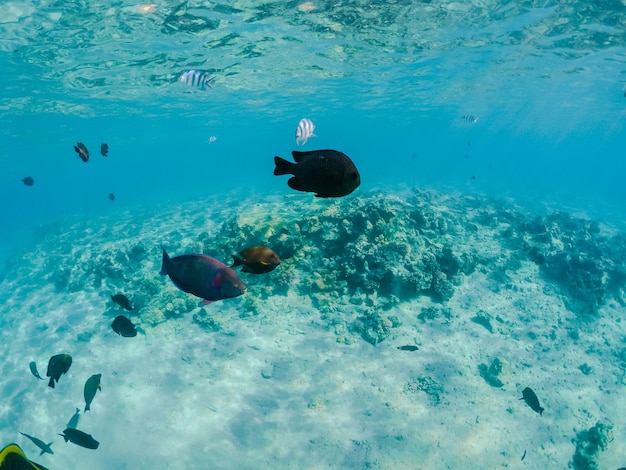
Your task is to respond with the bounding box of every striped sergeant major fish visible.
[463,114,478,124]
[295,118,315,146]
[179,70,215,90]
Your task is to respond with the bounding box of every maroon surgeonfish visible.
[159,247,247,304]
[273,149,360,198]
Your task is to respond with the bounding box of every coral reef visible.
[571,421,613,470]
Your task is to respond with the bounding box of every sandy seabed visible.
[0,188,625,469]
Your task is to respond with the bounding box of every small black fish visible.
[46,354,72,389]
[273,149,361,198]
[22,176,34,186]
[231,246,281,274]
[520,387,544,415]
[111,294,133,311]
[111,315,137,337]
[73,142,89,162]
[100,143,109,157]
[29,361,44,380]
[108,193,115,201]
[397,345,419,351]
[58,428,99,450]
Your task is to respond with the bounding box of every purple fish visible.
[159,247,247,304]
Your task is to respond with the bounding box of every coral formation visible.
[571,421,613,470]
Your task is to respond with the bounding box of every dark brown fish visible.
[46,354,72,389]
[100,143,109,157]
[160,246,247,304]
[108,193,115,201]
[111,315,137,337]
[231,246,281,274]
[273,149,360,198]
[397,345,419,351]
[111,294,133,311]
[73,142,89,162]
[22,176,34,186]
[520,387,544,415]
[58,428,99,450]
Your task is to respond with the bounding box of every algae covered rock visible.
[478,357,509,387]
[571,421,613,470]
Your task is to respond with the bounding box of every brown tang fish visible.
[231,246,281,274]
[273,149,360,198]
[46,354,72,389]
[159,247,247,304]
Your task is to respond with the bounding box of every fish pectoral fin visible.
[260,261,270,266]
[199,299,214,306]
[287,177,306,192]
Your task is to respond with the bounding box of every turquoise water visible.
[1,1,626,469]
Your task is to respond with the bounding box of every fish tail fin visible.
[85,404,90,412]
[39,449,46,456]
[273,156,294,176]
[231,255,244,268]
[58,434,69,442]
[48,378,55,388]
[159,246,170,276]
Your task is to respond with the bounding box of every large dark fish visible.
[160,247,247,304]
[231,246,281,274]
[111,315,137,337]
[520,387,544,415]
[58,428,99,450]
[46,354,72,389]
[273,149,360,198]
[83,374,101,412]
[0,444,50,470]
[19,432,53,456]
[100,143,109,157]
[73,142,89,162]
[29,361,44,380]
[22,176,34,186]
[111,294,133,311]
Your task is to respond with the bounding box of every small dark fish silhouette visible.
[73,142,89,162]
[111,315,137,337]
[160,247,247,304]
[397,345,419,351]
[19,432,53,456]
[520,387,544,415]
[231,246,281,274]
[463,114,478,123]
[100,143,109,157]
[46,354,72,388]
[111,294,133,311]
[84,374,102,412]
[58,428,99,450]
[273,149,361,198]
[22,176,34,186]
[66,408,80,429]
[108,193,115,201]
[29,361,44,380]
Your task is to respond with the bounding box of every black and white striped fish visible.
[462,114,478,124]
[179,70,215,90]
[295,118,315,146]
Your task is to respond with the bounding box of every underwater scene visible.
[1,1,626,469]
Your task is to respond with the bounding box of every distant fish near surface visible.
[66,408,80,429]
[397,345,419,351]
[231,246,281,274]
[520,387,544,415]
[100,143,109,157]
[111,294,133,311]
[111,315,137,337]
[83,374,102,412]
[463,114,478,124]
[73,142,89,162]
[179,70,215,90]
[273,149,360,198]
[0,444,49,470]
[22,176,34,186]
[46,354,72,389]
[160,246,247,304]
[108,193,115,201]
[19,432,53,456]
[29,361,44,380]
[208,136,217,143]
[58,428,99,450]
[295,118,315,146]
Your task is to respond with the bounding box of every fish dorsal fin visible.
[291,151,309,162]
